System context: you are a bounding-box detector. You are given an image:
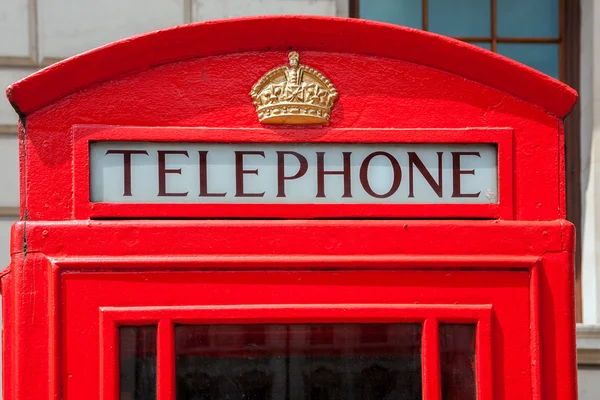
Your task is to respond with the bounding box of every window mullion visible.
[157,320,175,400]
[422,318,441,400]
[422,0,429,31]
[491,0,497,52]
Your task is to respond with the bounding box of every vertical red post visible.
[157,319,175,400]
[422,318,441,400]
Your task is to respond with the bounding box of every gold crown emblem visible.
[250,52,338,125]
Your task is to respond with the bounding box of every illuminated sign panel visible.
[90,142,498,204]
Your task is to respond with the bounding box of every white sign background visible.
[90,142,498,204]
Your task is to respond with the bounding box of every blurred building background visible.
[0,0,598,397]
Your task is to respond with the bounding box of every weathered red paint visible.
[2,16,577,400]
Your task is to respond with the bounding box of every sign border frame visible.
[72,125,514,219]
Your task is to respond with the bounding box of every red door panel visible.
[62,270,530,399]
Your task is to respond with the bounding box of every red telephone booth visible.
[2,16,577,400]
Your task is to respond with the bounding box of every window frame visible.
[101,304,493,400]
[351,0,563,76]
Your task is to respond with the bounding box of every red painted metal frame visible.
[56,254,532,400]
[100,304,493,400]
[4,220,576,400]
[73,125,514,219]
[2,14,578,400]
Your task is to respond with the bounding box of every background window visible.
[355,0,562,80]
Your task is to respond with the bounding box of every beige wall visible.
[579,367,600,399]
[579,0,600,393]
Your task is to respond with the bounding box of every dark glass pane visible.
[497,43,560,79]
[175,323,422,400]
[497,0,559,38]
[429,0,491,37]
[439,324,476,400]
[119,325,157,400]
[360,0,423,29]
[469,42,492,51]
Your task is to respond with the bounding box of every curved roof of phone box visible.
[5,15,577,118]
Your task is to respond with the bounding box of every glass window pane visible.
[119,325,157,400]
[428,0,491,37]
[360,0,423,29]
[497,0,560,38]
[469,42,492,51]
[497,43,560,79]
[175,323,423,400]
[439,324,476,400]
